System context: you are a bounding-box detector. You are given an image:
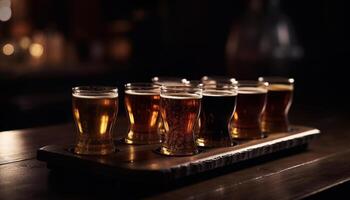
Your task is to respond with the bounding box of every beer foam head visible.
[73,93,118,98]
[160,93,202,99]
[72,86,118,98]
[203,90,237,96]
[238,87,267,94]
[125,90,160,95]
[268,84,293,91]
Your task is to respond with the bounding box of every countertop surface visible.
[1,107,350,199]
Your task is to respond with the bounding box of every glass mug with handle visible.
[72,86,118,155]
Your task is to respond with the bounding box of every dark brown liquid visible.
[261,84,293,132]
[124,92,160,144]
[72,95,118,155]
[231,89,267,139]
[197,92,237,147]
[160,94,201,155]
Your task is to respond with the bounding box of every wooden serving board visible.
[37,125,320,183]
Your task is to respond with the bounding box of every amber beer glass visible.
[72,86,118,155]
[259,77,294,133]
[124,83,161,144]
[152,76,189,138]
[159,84,202,156]
[197,83,238,147]
[231,81,268,139]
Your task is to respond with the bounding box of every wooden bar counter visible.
[0,107,349,199]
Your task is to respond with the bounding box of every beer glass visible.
[230,81,268,139]
[124,83,161,144]
[197,83,238,147]
[258,77,294,133]
[194,77,236,139]
[72,86,118,155]
[158,84,202,156]
[152,76,189,139]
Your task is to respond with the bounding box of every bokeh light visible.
[2,43,14,56]
[29,43,44,58]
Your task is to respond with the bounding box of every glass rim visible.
[258,76,294,84]
[161,83,203,90]
[72,86,118,97]
[72,86,118,93]
[125,82,161,89]
[125,82,161,95]
[236,80,269,87]
[160,84,203,98]
[203,83,238,90]
[201,76,237,84]
[151,76,189,84]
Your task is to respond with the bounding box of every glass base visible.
[155,146,199,156]
[231,127,266,140]
[196,137,234,148]
[124,131,161,145]
[261,121,290,133]
[74,142,116,155]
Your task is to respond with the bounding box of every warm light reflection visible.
[29,43,44,58]
[150,111,158,127]
[2,43,14,55]
[0,131,24,156]
[186,113,197,133]
[73,109,83,133]
[129,145,135,161]
[127,105,135,125]
[19,37,31,49]
[99,115,109,134]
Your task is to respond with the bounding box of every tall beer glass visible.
[72,86,118,155]
[159,84,202,156]
[258,77,294,133]
[124,83,161,144]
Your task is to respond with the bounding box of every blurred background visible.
[0,0,347,131]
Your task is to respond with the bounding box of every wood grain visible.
[1,109,350,199]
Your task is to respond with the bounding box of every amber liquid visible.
[231,88,267,139]
[160,94,201,156]
[261,84,293,133]
[72,95,118,155]
[124,91,161,144]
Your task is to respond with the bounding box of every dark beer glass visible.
[197,83,238,147]
[230,81,268,139]
[193,77,237,138]
[124,83,161,144]
[72,86,118,155]
[258,77,294,133]
[159,84,202,156]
